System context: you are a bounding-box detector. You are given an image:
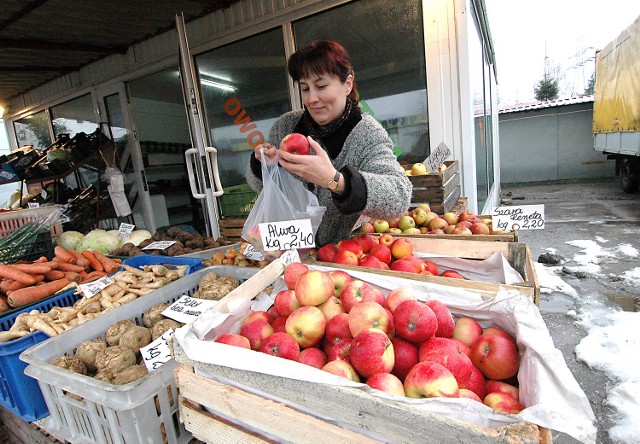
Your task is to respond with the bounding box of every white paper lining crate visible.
[0,206,64,238]
[20,265,258,444]
[170,261,562,444]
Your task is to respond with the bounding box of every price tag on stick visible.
[493,204,545,231]
[258,219,315,252]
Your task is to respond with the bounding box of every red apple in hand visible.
[280,133,310,155]
[403,361,460,399]
[259,332,300,361]
[366,373,406,397]
[349,328,395,378]
[470,334,520,380]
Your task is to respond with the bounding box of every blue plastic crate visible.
[0,289,81,422]
[122,254,204,275]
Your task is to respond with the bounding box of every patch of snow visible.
[616,244,639,258]
[534,263,578,297]
[621,268,640,287]
[595,236,609,243]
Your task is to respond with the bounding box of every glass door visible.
[94,84,154,230]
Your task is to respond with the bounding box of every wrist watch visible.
[327,170,341,191]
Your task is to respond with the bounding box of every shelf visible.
[25,153,97,185]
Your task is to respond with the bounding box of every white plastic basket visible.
[20,265,258,444]
[0,205,64,238]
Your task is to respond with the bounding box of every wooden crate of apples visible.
[171,261,556,443]
[361,203,518,243]
[403,160,461,214]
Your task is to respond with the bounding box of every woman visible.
[246,39,412,246]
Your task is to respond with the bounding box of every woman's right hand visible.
[254,142,278,162]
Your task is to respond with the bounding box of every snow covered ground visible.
[536,237,640,443]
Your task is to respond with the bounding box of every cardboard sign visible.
[79,276,113,298]
[243,243,264,261]
[27,202,40,208]
[279,250,301,267]
[258,219,315,251]
[162,295,219,324]
[424,142,451,173]
[493,204,545,231]
[142,240,176,251]
[140,329,175,371]
[117,222,135,239]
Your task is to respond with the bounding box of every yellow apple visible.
[411,163,428,176]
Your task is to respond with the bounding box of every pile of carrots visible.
[0,246,122,311]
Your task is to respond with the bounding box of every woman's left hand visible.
[278,136,337,188]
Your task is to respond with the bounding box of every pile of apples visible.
[215,263,524,415]
[362,204,499,236]
[403,162,447,176]
[315,233,465,279]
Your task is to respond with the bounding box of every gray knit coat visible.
[245,110,412,246]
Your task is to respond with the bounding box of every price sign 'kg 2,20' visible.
[492,204,545,231]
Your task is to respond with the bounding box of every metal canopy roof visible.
[0,0,241,108]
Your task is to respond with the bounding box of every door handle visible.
[185,147,205,199]
[204,146,224,197]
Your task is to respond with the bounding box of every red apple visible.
[326,338,352,363]
[459,365,487,399]
[390,238,413,260]
[423,261,438,276]
[393,300,437,343]
[243,310,272,325]
[378,233,395,247]
[280,133,310,155]
[440,269,465,279]
[358,254,385,269]
[390,337,419,382]
[451,226,472,235]
[359,222,375,234]
[483,392,524,414]
[425,300,455,338]
[385,287,417,313]
[354,234,378,253]
[295,270,335,306]
[366,373,405,397]
[270,316,288,333]
[259,332,300,361]
[267,305,279,319]
[283,262,309,290]
[399,255,427,273]
[451,338,472,357]
[390,258,420,273]
[470,335,520,380]
[368,243,392,265]
[285,306,327,348]
[349,328,395,378]
[298,347,328,369]
[317,295,345,321]
[215,333,250,349]
[239,319,274,351]
[341,280,384,313]
[333,249,359,266]
[324,313,353,345]
[452,317,483,347]
[274,289,301,317]
[337,239,364,258]
[348,300,392,338]
[457,211,476,222]
[322,360,360,382]
[317,244,338,262]
[469,222,490,235]
[328,270,352,298]
[403,361,460,399]
[427,217,448,231]
[442,212,459,225]
[418,337,474,385]
[482,326,517,346]
[485,380,520,400]
[459,388,482,403]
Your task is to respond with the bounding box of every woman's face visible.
[299,73,353,126]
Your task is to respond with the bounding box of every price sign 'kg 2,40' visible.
[258,219,315,252]
[492,204,545,231]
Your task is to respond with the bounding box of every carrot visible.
[91,251,120,274]
[67,249,91,268]
[80,270,107,283]
[54,246,76,264]
[81,250,104,272]
[0,264,36,286]
[9,263,52,275]
[40,261,60,270]
[44,270,66,281]
[7,278,71,308]
[54,262,86,273]
[64,272,83,283]
[35,256,48,263]
[3,275,46,295]
[0,296,9,314]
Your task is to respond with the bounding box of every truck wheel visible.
[620,157,639,193]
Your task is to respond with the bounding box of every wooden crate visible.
[315,237,539,305]
[170,260,551,444]
[406,160,461,213]
[219,216,246,242]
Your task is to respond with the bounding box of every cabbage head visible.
[75,229,121,254]
[56,231,84,250]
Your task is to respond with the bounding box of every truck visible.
[593,14,640,193]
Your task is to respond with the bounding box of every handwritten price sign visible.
[162,295,218,324]
[117,223,135,238]
[141,329,175,371]
[493,204,545,231]
[424,142,452,173]
[79,276,113,298]
[258,219,315,252]
[143,240,176,251]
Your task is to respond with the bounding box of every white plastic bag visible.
[242,150,326,258]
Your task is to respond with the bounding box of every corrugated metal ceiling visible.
[0,0,241,108]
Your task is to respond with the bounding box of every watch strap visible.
[327,170,341,190]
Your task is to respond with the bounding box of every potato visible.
[106,319,136,346]
[74,338,108,373]
[119,326,152,354]
[95,346,136,374]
